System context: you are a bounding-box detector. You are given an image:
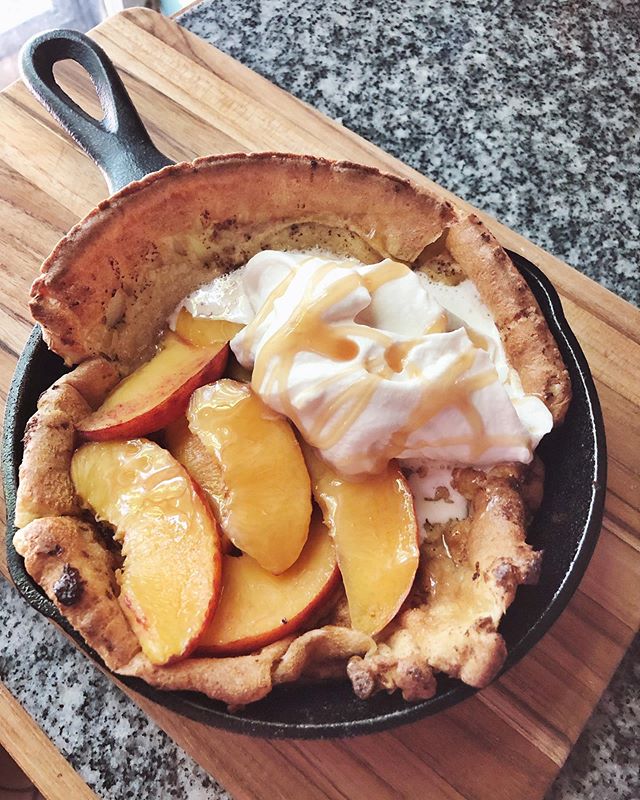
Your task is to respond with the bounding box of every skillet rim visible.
[2,251,606,740]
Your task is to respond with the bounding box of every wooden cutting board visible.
[0,9,638,800]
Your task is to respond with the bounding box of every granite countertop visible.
[1,1,638,798]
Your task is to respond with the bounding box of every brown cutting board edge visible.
[0,9,638,800]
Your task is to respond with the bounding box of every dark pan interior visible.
[2,251,606,739]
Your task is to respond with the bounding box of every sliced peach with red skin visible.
[187,380,312,574]
[301,443,420,636]
[71,438,222,665]
[78,331,228,441]
[197,511,339,656]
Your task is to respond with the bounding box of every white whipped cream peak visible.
[224,251,553,476]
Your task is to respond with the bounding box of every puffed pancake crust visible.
[15,153,570,708]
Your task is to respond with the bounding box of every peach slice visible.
[174,308,244,348]
[174,310,251,381]
[71,439,222,665]
[301,443,420,636]
[197,511,339,656]
[187,380,312,574]
[164,416,226,514]
[164,416,234,554]
[78,332,228,441]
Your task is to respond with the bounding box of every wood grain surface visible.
[0,9,638,800]
[0,684,97,800]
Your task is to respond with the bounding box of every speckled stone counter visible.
[1,1,638,798]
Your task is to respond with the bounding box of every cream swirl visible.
[226,251,552,476]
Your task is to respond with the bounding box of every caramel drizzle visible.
[243,258,526,468]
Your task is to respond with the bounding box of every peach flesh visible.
[187,380,312,574]
[302,443,420,636]
[174,308,244,348]
[78,332,228,440]
[198,511,339,656]
[71,438,222,665]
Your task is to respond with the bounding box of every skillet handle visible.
[20,28,174,193]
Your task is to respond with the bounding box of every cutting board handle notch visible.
[20,28,174,193]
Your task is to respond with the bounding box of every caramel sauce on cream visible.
[238,257,526,473]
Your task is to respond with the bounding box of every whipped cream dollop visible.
[175,250,552,478]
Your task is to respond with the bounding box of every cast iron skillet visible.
[3,29,606,739]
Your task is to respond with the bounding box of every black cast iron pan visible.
[3,29,606,739]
